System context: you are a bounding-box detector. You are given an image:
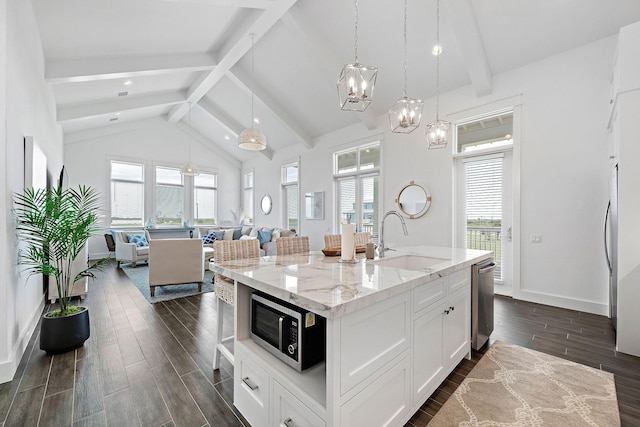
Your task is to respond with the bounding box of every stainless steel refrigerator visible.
[604,163,618,330]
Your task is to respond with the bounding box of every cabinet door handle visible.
[450,306,455,311]
[242,376,259,391]
[444,309,450,315]
[283,418,296,427]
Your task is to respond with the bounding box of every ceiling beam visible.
[46,54,216,84]
[57,92,185,122]
[158,0,274,9]
[175,120,243,169]
[167,0,299,124]
[446,0,492,96]
[225,71,313,149]
[280,6,378,131]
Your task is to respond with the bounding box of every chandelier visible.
[239,33,267,151]
[337,0,378,112]
[388,0,423,133]
[426,0,451,149]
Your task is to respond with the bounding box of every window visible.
[155,167,183,226]
[334,142,380,239]
[244,172,254,224]
[282,163,299,231]
[456,111,513,153]
[194,173,217,225]
[110,161,144,227]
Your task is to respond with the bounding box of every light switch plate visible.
[530,234,542,243]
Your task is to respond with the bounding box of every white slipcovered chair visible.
[148,238,204,297]
[114,230,151,268]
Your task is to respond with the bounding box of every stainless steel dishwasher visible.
[471,259,496,350]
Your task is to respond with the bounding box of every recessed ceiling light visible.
[224,135,230,140]
[505,134,512,139]
[253,118,260,124]
[115,112,121,116]
[432,45,442,56]
[124,80,133,86]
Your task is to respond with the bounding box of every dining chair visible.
[276,236,310,255]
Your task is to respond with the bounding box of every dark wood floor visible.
[0,262,638,426]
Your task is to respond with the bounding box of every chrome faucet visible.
[378,210,408,257]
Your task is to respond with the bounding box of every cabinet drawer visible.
[340,356,411,426]
[273,380,325,427]
[235,349,270,426]
[448,269,469,294]
[413,277,446,313]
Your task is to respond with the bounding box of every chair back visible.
[324,232,370,248]
[276,236,310,255]
[213,239,260,305]
[213,239,260,261]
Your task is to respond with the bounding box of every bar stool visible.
[275,236,310,255]
[211,239,260,370]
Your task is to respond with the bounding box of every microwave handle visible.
[278,316,284,353]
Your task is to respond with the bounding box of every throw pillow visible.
[271,230,281,242]
[233,228,242,240]
[257,230,272,247]
[239,235,257,240]
[202,231,217,245]
[214,230,225,241]
[126,233,148,247]
[223,229,234,240]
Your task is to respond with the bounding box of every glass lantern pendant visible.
[426,119,451,149]
[337,64,377,111]
[337,0,378,112]
[389,97,423,133]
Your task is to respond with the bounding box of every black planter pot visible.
[40,306,90,354]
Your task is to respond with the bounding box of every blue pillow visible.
[233,228,242,240]
[214,230,225,241]
[126,233,148,247]
[202,231,217,245]
[257,230,272,247]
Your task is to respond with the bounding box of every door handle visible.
[506,226,512,243]
[283,418,296,427]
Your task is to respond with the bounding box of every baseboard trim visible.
[0,295,45,384]
[513,289,608,316]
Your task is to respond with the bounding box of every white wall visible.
[63,117,242,258]
[243,35,615,315]
[1,0,64,382]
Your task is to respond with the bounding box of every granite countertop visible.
[209,246,492,319]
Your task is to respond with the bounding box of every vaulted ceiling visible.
[32,0,640,162]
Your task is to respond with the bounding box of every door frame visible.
[449,96,522,298]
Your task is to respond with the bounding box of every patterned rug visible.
[121,264,214,304]
[429,341,620,426]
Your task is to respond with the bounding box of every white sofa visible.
[114,230,151,268]
[197,225,297,256]
[148,238,204,297]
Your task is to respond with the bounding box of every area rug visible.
[121,264,214,304]
[428,341,620,426]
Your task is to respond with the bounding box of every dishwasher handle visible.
[478,262,496,274]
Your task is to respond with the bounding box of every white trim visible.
[458,151,505,163]
[447,94,523,122]
[0,295,44,383]
[516,289,608,316]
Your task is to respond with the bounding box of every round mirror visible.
[396,182,431,218]
[260,194,272,215]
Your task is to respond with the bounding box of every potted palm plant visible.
[13,185,109,354]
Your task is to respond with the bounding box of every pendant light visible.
[388,0,423,133]
[239,33,267,151]
[337,0,378,112]
[180,102,200,176]
[426,0,450,149]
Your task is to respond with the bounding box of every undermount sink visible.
[371,255,449,271]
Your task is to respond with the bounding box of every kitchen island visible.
[210,246,492,427]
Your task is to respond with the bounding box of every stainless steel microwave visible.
[250,292,325,371]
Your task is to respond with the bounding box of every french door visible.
[456,151,513,294]
[336,173,380,239]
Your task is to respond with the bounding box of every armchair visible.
[148,238,204,297]
[114,230,151,268]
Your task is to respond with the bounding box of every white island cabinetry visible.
[212,246,491,427]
